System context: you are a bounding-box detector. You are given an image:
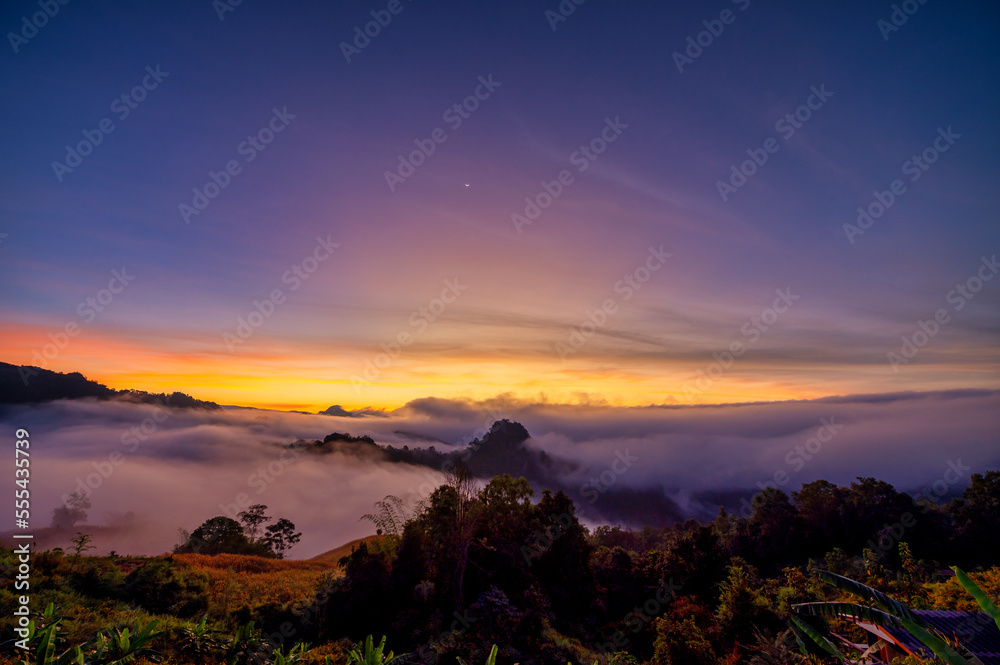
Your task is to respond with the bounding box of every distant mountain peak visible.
[483,419,531,447]
[318,405,357,417]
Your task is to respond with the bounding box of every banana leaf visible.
[789,616,845,662]
[952,566,1000,633]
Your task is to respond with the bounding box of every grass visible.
[171,553,340,616]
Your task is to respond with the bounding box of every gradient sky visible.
[1,0,998,411]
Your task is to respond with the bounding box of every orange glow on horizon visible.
[3,321,997,413]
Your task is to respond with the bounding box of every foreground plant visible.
[952,565,1000,632]
[457,644,498,665]
[178,614,227,659]
[17,602,163,665]
[793,570,984,665]
[345,635,405,665]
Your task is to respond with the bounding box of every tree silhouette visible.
[52,490,90,529]
[264,518,301,559]
[237,504,270,541]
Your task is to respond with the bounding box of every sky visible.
[1,0,999,412]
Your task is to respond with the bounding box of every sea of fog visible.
[2,389,997,558]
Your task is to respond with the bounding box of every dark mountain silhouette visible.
[0,361,219,409]
[300,418,684,527]
[1,361,115,403]
[317,405,360,417]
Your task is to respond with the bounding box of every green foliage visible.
[175,511,302,558]
[794,570,975,665]
[176,515,269,556]
[715,559,773,647]
[361,495,409,539]
[456,643,498,665]
[226,620,272,665]
[5,469,1000,665]
[70,558,126,600]
[177,613,228,659]
[16,602,162,665]
[651,614,716,665]
[788,617,843,662]
[86,619,164,664]
[346,635,403,665]
[751,628,824,665]
[70,532,95,558]
[271,641,311,665]
[124,557,210,617]
[952,565,1000,633]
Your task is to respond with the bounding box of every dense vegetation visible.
[2,467,998,664]
[316,469,1000,664]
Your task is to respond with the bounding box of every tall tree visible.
[264,518,301,559]
[237,504,270,541]
[51,490,90,529]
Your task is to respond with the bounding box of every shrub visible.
[125,557,210,617]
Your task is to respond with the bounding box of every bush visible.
[69,558,126,600]
[125,557,210,617]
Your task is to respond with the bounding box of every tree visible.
[715,559,777,653]
[237,504,271,541]
[792,479,846,555]
[176,516,267,556]
[52,491,90,529]
[652,615,717,665]
[446,463,481,608]
[531,489,595,631]
[749,488,805,570]
[952,471,1000,565]
[71,531,95,558]
[361,495,409,539]
[264,518,301,559]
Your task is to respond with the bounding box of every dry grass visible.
[171,553,341,611]
[308,534,389,564]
